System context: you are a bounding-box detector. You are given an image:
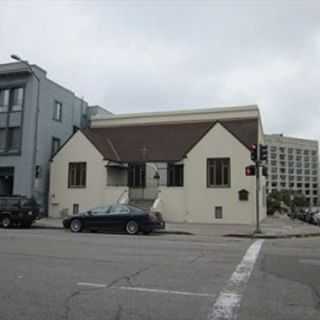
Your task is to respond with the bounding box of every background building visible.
[0,62,108,211]
[265,134,319,206]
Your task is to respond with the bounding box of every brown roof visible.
[81,118,258,162]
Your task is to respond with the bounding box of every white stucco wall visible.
[159,123,263,224]
[49,131,106,217]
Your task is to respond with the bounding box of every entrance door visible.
[128,163,146,200]
[0,167,14,195]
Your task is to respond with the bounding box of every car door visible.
[84,207,110,229]
[106,205,131,231]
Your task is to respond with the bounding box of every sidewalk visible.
[34,214,320,239]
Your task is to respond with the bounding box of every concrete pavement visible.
[0,227,319,319]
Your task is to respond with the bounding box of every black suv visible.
[0,196,40,228]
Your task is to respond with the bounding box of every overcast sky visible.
[0,0,319,139]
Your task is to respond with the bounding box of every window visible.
[128,164,146,188]
[239,189,249,201]
[288,148,293,154]
[270,146,277,152]
[271,160,277,166]
[53,101,63,121]
[0,129,6,151]
[207,158,230,188]
[51,137,61,156]
[167,164,184,187]
[271,153,276,159]
[214,206,223,219]
[7,127,21,151]
[271,167,277,173]
[73,204,79,215]
[68,162,86,188]
[11,88,24,111]
[0,89,10,112]
[109,205,130,214]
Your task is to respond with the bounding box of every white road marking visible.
[77,282,215,298]
[111,285,216,298]
[77,282,107,288]
[208,239,264,320]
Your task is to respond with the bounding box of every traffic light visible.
[245,165,256,176]
[259,144,268,161]
[262,166,268,177]
[250,144,258,162]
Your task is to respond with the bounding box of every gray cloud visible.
[0,0,320,140]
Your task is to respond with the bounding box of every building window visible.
[68,162,86,188]
[0,128,6,151]
[214,206,223,219]
[53,101,63,121]
[167,164,184,187]
[238,189,249,201]
[7,127,21,152]
[207,158,230,188]
[128,163,146,188]
[73,204,79,215]
[11,88,24,112]
[51,137,61,156]
[0,89,10,112]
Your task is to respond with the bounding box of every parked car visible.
[63,204,165,234]
[0,196,40,228]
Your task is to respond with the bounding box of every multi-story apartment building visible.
[0,62,108,211]
[265,134,319,206]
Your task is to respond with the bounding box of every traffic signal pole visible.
[255,148,261,234]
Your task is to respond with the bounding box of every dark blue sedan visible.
[63,204,165,235]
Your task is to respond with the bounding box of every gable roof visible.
[81,118,258,162]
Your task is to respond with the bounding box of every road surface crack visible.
[63,289,81,320]
[107,265,153,288]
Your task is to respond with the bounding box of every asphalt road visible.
[0,228,319,320]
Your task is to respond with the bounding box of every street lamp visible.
[10,54,40,202]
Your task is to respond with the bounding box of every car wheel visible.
[1,216,11,228]
[70,219,82,233]
[126,221,139,235]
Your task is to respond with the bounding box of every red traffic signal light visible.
[245,165,256,176]
[250,144,258,162]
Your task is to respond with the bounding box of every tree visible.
[267,190,308,215]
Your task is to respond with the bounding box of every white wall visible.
[159,123,260,224]
[49,131,106,217]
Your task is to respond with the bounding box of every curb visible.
[224,232,320,239]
